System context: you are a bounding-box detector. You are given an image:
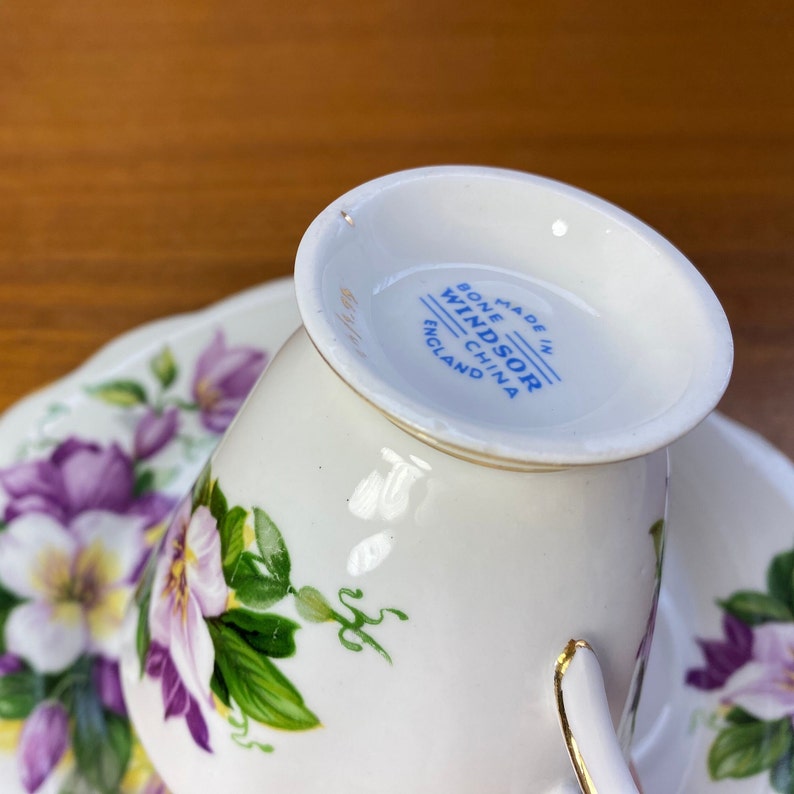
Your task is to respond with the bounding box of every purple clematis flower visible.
[134,407,179,461]
[192,331,267,433]
[720,622,794,721]
[93,655,127,716]
[148,496,227,741]
[0,438,173,528]
[146,641,210,752]
[18,701,69,793]
[686,613,754,691]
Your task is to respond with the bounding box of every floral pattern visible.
[687,544,794,792]
[191,331,267,433]
[0,509,145,673]
[0,331,268,793]
[134,469,409,754]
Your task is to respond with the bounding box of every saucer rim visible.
[0,278,295,437]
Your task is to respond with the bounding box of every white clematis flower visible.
[0,510,145,673]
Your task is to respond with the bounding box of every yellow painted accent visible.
[0,719,22,751]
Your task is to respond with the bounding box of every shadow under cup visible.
[121,167,733,793]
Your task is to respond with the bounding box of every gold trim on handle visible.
[554,639,598,794]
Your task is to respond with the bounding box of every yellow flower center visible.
[162,517,198,624]
[35,540,116,611]
[195,378,222,410]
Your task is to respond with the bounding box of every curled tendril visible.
[228,710,275,754]
[334,587,409,664]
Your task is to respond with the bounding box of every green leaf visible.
[709,719,792,780]
[0,670,44,719]
[649,518,665,566]
[233,572,289,611]
[219,506,247,581]
[73,687,132,793]
[719,591,794,626]
[220,610,300,658]
[150,347,178,389]
[0,583,22,611]
[768,550,794,613]
[210,666,231,708]
[136,587,152,675]
[134,465,178,496]
[772,747,794,794]
[294,586,334,623]
[254,507,291,583]
[233,550,265,579]
[210,480,229,525]
[59,769,108,794]
[86,380,148,407]
[0,615,9,654]
[133,468,156,497]
[209,621,319,731]
[0,585,23,654]
[231,551,289,609]
[192,466,212,511]
[726,706,763,725]
[104,712,132,784]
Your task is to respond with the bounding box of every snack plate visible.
[0,277,789,793]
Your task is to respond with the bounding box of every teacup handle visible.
[554,639,641,794]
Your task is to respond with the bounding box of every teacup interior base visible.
[296,166,732,466]
[370,261,653,433]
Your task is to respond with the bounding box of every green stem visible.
[164,398,200,411]
[229,709,275,754]
[330,588,408,664]
[48,657,92,705]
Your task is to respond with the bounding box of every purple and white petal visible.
[86,584,135,657]
[70,510,147,583]
[192,332,267,432]
[148,501,192,645]
[169,595,216,706]
[93,656,127,716]
[161,657,192,719]
[185,695,212,752]
[0,653,23,675]
[0,514,76,599]
[50,438,99,467]
[198,401,240,434]
[749,621,794,665]
[144,642,169,678]
[129,491,178,532]
[722,661,794,720]
[185,506,227,617]
[721,622,794,720]
[59,443,135,516]
[18,701,69,793]
[3,493,66,524]
[133,407,179,461]
[0,459,64,503]
[5,601,88,674]
[142,772,169,794]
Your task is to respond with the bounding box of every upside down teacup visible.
[121,167,732,792]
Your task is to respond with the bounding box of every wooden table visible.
[0,0,792,458]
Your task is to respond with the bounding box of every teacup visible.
[121,166,732,792]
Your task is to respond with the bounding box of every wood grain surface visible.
[0,1,792,457]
